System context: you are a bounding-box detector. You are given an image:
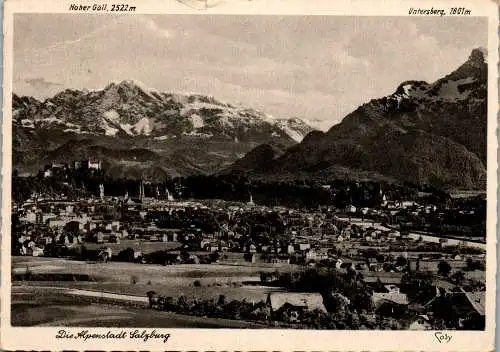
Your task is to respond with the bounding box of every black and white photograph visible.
[1,0,498,350]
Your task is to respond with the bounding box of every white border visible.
[2,0,498,350]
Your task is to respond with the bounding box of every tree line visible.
[12,167,453,209]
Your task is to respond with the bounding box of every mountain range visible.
[13,48,487,189]
[12,80,314,179]
[229,48,488,190]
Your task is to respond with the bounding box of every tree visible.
[217,294,227,306]
[350,290,374,313]
[177,295,188,309]
[437,260,452,277]
[363,248,379,260]
[450,271,465,286]
[179,250,190,263]
[395,255,408,267]
[401,271,435,302]
[465,258,485,271]
[323,292,350,313]
[117,247,135,262]
[146,291,158,308]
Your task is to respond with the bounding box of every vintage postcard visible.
[1,0,498,350]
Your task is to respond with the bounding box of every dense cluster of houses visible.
[13,186,485,267]
[12,180,486,330]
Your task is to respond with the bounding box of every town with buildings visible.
[6,12,494,352]
[11,159,487,330]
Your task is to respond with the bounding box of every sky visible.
[13,14,487,131]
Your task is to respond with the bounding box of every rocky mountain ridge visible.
[232,48,488,189]
[12,81,314,179]
[13,80,314,142]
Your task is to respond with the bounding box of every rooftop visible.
[267,292,326,312]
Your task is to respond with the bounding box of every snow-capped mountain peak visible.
[12,80,317,179]
[13,81,315,143]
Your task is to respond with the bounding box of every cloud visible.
[24,77,62,89]
[142,17,173,39]
[343,17,484,84]
[19,16,172,57]
[13,15,488,130]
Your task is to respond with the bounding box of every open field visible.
[11,256,284,327]
[12,286,266,327]
[84,240,181,254]
[14,280,284,303]
[12,256,291,303]
[12,256,290,279]
[14,256,485,284]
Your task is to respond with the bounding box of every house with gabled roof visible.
[266,292,327,320]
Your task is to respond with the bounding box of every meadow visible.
[12,286,266,327]
[83,240,181,254]
[12,256,290,303]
